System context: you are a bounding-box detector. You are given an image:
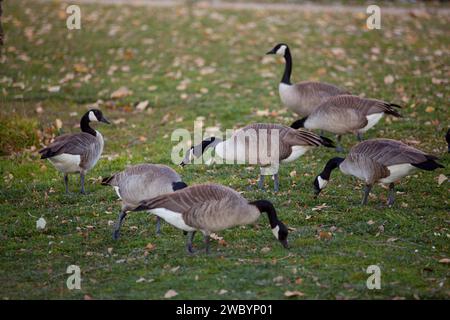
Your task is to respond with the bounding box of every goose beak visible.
[313,187,321,199]
[280,239,289,249]
[100,116,110,124]
[266,49,276,55]
[179,162,186,168]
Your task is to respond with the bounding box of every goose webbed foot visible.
[112,211,127,240]
[361,184,372,205]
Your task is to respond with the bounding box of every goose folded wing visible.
[345,152,390,183]
[40,133,97,157]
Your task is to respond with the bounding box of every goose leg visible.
[258,174,265,190]
[335,135,344,153]
[273,174,279,192]
[357,132,363,142]
[361,184,372,205]
[204,234,210,254]
[387,183,395,207]
[186,231,196,254]
[64,174,69,194]
[113,211,127,240]
[155,217,161,235]
[80,172,86,194]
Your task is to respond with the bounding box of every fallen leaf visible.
[136,100,149,111]
[284,290,304,298]
[437,174,447,186]
[164,289,178,299]
[111,87,132,99]
[145,243,156,251]
[438,258,450,264]
[319,231,332,240]
[48,85,60,93]
[36,217,46,230]
[219,289,228,295]
[384,75,395,84]
[425,106,435,113]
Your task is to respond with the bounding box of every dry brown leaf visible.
[111,87,132,99]
[319,231,332,240]
[437,174,447,186]
[284,290,304,298]
[136,100,149,111]
[384,75,395,84]
[425,106,435,113]
[438,258,450,264]
[164,289,178,299]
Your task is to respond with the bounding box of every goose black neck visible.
[80,113,96,136]
[250,200,279,229]
[281,47,292,85]
[320,157,344,180]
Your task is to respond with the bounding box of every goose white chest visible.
[279,83,300,109]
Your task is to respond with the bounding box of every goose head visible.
[313,157,345,197]
[86,109,110,124]
[266,43,289,57]
[180,137,221,167]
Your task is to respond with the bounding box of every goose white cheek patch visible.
[276,45,287,56]
[88,111,98,122]
[271,225,280,239]
[318,176,328,189]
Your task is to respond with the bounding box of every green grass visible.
[0,0,449,299]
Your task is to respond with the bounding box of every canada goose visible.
[101,164,188,239]
[39,109,110,194]
[133,183,289,253]
[290,95,402,151]
[180,123,334,191]
[266,43,349,117]
[313,139,444,206]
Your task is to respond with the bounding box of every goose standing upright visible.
[39,109,110,194]
[291,95,402,151]
[133,184,289,254]
[266,43,349,117]
[102,164,188,239]
[313,139,444,206]
[180,123,334,191]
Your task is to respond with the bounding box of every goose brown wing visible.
[39,132,97,158]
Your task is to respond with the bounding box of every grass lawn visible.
[0,0,449,299]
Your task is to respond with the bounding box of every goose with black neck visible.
[39,109,110,194]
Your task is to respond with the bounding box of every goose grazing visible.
[133,184,289,254]
[290,95,402,151]
[101,164,188,239]
[39,109,110,194]
[180,123,335,191]
[266,43,349,117]
[313,139,444,206]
